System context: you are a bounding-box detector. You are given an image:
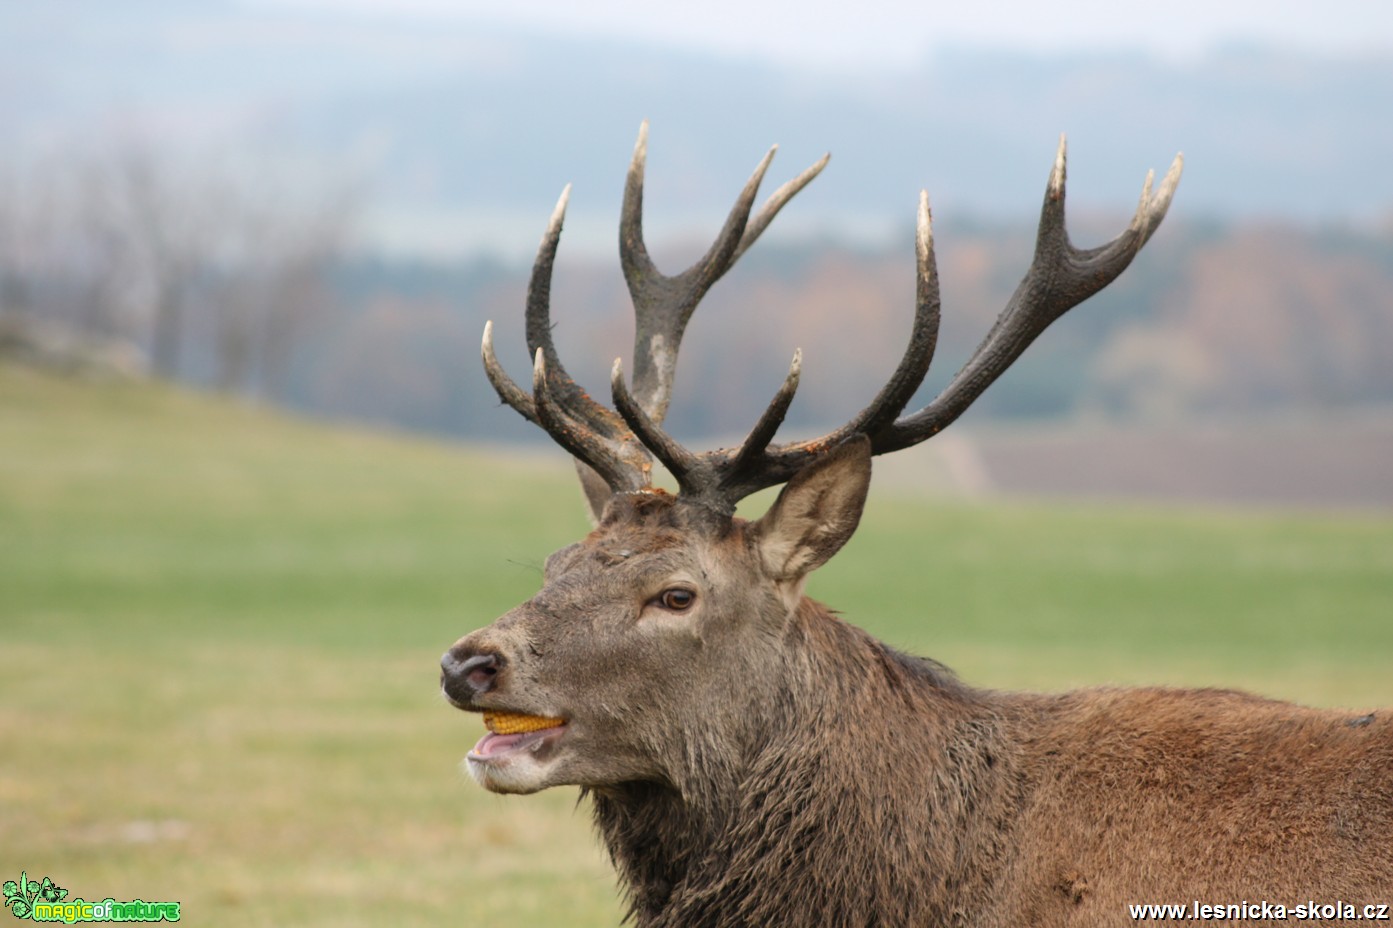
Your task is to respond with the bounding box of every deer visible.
[441,123,1393,927]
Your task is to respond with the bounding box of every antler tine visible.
[621,120,829,423]
[1132,152,1184,248]
[525,185,628,438]
[877,138,1184,451]
[731,349,803,472]
[835,190,942,439]
[734,153,831,263]
[481,319,537,422]
[618,121,660,287]
[532,350,649,493]
[610,358,704,487]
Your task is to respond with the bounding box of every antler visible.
[481,121,829,514]
[691,136,1186,504]
[486,128,1182,517]
[878,137,1183,451]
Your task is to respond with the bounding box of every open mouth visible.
[468,710,568,763]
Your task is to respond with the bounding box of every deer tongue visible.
[472,725,565,759]
[474,731,529,757]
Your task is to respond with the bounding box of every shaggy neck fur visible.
[586,598,1032,928]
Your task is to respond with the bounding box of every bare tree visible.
[255,193,352,402]
[195,174,352,398]
[66,160,138,341]
[0,163,38,323]
[115,150,203,380]
[0,133,352,387]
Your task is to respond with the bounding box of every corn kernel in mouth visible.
[483,710,566,735]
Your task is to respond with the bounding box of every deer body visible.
[441,125,1392,924]
[605,678,1393,926]
[596,611,1393,927]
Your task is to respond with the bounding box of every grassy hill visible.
[2,362,1390,926]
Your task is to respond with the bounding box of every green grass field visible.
[3,361,1391,926]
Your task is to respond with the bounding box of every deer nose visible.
[441,649,505,703]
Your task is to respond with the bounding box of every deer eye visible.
[656,588,696,611]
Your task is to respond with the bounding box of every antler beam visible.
[481,122,830,515]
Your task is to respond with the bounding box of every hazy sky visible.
[252,0,1393,66]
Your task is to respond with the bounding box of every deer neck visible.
[587,598,1023,926]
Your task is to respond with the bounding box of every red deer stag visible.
[442,123,1392,927]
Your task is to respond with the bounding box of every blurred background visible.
[3,2,1391,925]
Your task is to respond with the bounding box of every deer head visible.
[440,122,1181,799]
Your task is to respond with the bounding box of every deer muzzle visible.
[440,649,504,706]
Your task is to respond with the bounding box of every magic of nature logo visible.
[3,873,179,923]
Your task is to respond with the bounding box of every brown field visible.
[872,415,1393,511]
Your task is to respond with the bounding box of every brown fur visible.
[444,448,1393,927]
[590,600,1393,926]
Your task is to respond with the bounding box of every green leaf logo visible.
[3,871,64,921]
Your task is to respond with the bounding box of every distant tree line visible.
[0,144,351,399]
[4,147,1392,439]
[296,219,1393,443]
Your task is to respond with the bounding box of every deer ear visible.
[753,436,872,583]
